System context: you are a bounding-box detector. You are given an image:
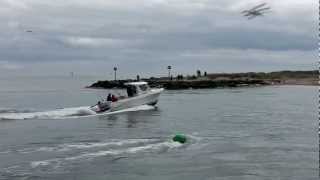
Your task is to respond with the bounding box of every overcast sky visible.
[0,0,317,78]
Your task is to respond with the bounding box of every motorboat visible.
[90,82,164,113]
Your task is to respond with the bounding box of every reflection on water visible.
[98,114,119,127]
[97,107,160,128]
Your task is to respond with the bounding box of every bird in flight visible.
[241,3,271,20]
[25,30,33,33]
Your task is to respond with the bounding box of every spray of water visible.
[0,105,155,120]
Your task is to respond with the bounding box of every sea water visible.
[0,76,317,180]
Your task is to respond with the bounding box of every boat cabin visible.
[125,82,150,97]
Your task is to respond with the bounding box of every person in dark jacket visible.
[107,93,112,101]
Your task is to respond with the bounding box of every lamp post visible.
[167,65,171,79]
[113,67,117,81]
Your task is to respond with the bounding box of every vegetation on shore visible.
[88,70,318,90]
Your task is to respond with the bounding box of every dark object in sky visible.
[26,30,33,33]
[241,3,271,20]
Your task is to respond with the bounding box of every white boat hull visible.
[91,88,163,113]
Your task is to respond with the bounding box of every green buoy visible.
[172,134,187,144]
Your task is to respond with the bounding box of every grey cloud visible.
[0,0,316,76]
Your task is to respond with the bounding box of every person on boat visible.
[111,94,118,102]
[107,93,112,101]
[127,86,137,97]
[97,101,102,110]
[127,87,132,97]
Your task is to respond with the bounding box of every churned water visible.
[0,76,317,180]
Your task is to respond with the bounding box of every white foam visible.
[62,139,155,149]
[30,140,182,167]
[125,141,182,153]
[32,139,157,152]
[0,150,10,154]
[30,159,60,168]
[64,141,182,161]
[30,161,50,168]
[0,106,93,120]
[0,105,155,120]
[65,150,121,161]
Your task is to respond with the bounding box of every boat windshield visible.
[126,85,137,97]
[139,84,149,91]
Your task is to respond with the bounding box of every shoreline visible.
[87,78,318,90]
[86,70,318,90]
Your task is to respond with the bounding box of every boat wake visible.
[0,135,202,178]
[0,105,156,120]
[29,139,184,169]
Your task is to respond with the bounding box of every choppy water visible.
[0,76,317,180]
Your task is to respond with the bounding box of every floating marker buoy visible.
[172,134,187,144]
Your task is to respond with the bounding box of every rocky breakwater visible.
[87,79,269,90]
